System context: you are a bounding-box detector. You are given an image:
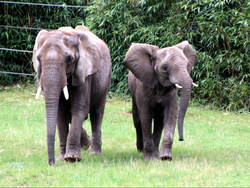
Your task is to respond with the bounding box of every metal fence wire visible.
[0,1,93,77]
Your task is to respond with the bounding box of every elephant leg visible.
[159,98,178,161]
[80,126,91,150]
[56,93,70,161]
[64,85,90,162]
[153,108,164,156]
[132,99,143,152]
[138,107,157,160]
[64,109,88,162]
[89,103,105,155]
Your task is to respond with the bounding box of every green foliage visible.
[1,0,249,110]
[86,0,181,94]
[86,0,250,111]
[183,0,250,111]
[0,0,90,85]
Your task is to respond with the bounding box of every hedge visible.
[1,0,249,111]
[86,0,250,111]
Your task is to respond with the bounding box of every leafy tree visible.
[0,0,90,85]
[86,0,250,111]
[1,0,249,111]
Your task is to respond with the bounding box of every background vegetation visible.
[0,86,249,187]
[1,0,250,111]
[0,0,89,84]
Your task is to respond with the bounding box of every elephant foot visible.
[159,149,172,161]
[160,156,172,161]
[56,153,65,161]
[81,129,91,150]
[136,142,143,153]
[64,151,81,163]
[143,150,158,161]
[143,153,158,161]
[160,137,173,161]
[89,148,103,155]
[137,148,143,153]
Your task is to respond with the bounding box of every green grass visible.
[0,85,249,187]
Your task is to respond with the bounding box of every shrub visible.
[86,0,250,110]
[0,0,90,85]
[1,0,249,110]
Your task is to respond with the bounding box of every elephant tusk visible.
[192,82,198,87]
[36,86,42,99]
[175,84,183,89]
[63,86,69,100]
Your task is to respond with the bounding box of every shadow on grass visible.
[79,148,143,164]
[76,146,210,165]
[43,139,249,166]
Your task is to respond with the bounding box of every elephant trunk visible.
[42,64,67,166]
[44,92,59,166]
[177,77,192,141]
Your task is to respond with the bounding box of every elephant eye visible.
[65,56,73,65]
[37,55,41,62]
[161,65,168,72]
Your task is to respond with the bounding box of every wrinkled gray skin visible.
[123,41,197,161]
[32,26,112,166]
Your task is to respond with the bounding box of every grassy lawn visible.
[0,85,249,187]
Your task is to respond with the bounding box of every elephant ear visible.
[75,25,90,32]
[72,28,102,86]
[123,43,159,89]
[32,30,48,85]
[174,41,198,74]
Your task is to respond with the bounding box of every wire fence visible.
[0,25,53,31]
[0,47,33,53]
[0,1,92,78]
[0,71,36,76]
[0,1,95,9]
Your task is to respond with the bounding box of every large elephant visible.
[123,41,198,161]
[32,26,112,166]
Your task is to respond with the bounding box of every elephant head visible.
[123,41,198,141]
[32,26,102,165]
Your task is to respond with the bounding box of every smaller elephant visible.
[123,41,198,161]
[32,26,112,165]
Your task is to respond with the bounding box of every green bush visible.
[1,0,249,111]
[0,0,89,85]
[86,0,250,111]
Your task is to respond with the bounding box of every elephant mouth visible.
[158,75,173,88]
[35,84,69,100]
[158,75,198,89]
